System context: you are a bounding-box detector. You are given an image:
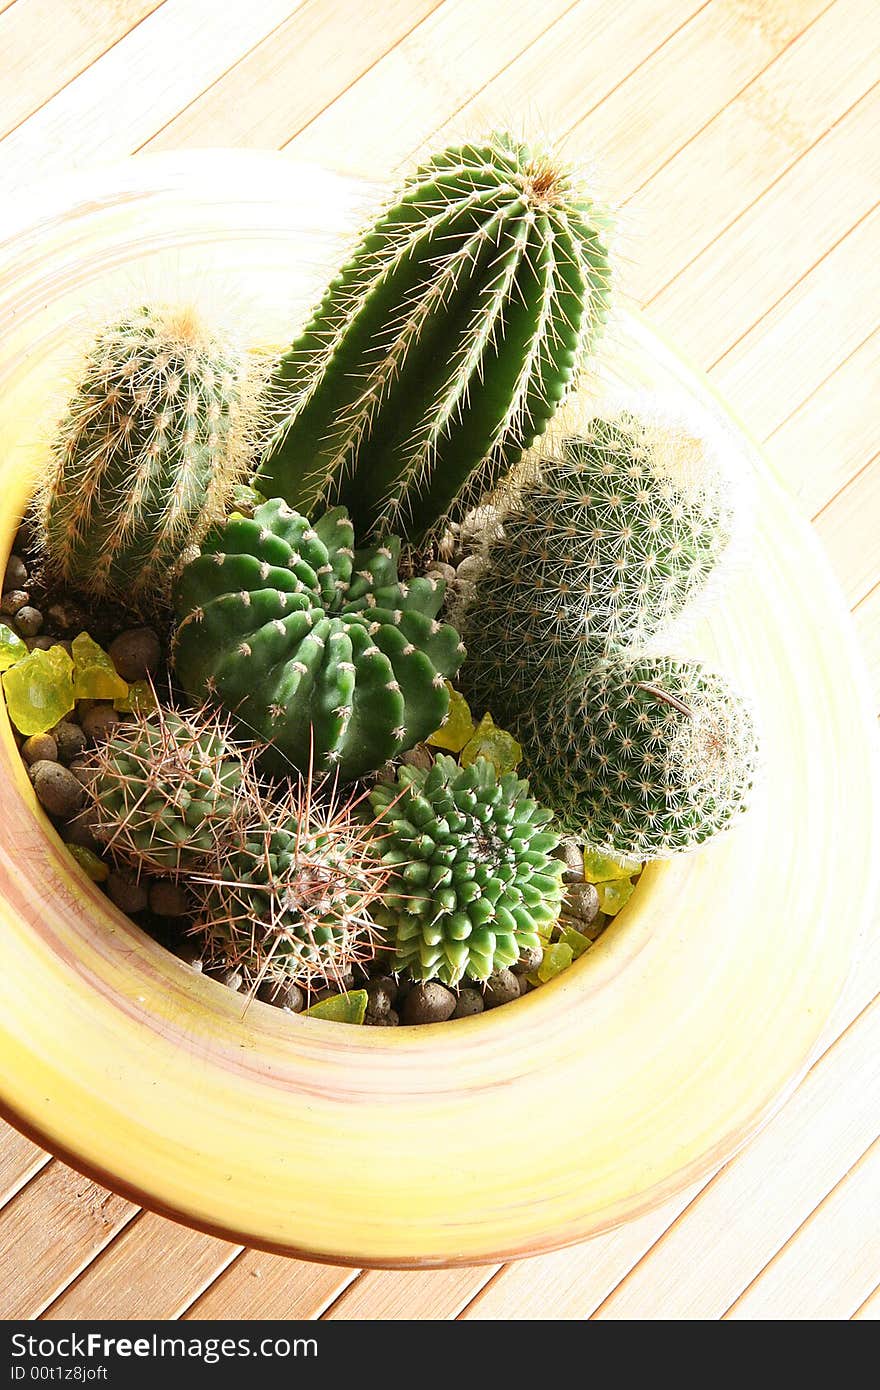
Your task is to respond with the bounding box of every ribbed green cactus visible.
[85,704,245,875]
[368,754,564,986]
[257,133,613,543]
[515,654,759,859]
[172,499,465,780]
[191,779,387,995]
[37,304,266,612]
[458,408,736,726]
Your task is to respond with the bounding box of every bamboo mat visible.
[0,0,878,1321]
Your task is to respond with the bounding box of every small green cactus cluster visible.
[172,498,465,780]
[513,654,759,859]
[458,403,758,859]
[190,780,389,995]
[259,133,612,543]
[37,304,267,612]
[86,704,245,875]
[368,754,564,985]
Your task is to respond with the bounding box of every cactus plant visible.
[257,132,613,543]
[514,654,759,859]
[367,753,564,986]
[36,304,267,611]
[83,703,246,875]
[191,777,388,995]
[458,407,737,725]
[172,498,465,780]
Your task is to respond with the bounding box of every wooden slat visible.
[0,0,164,142]
[591,996,880,1318]
[711,204,880,438]
[565,0,828,195]
[288,0,581,175]
[627,0,877,305]
[0,1163,136,1318]
[182,1250,356,1320]
[460,1183,706,1319]
[813,456,880,607]
[0,0,300,191]
[767,328,880,515]
[725,1139,880,1320]
[323,1266,500,1321]
[0,1124,50,1208]
[852,1282,880,1319]
[421,0,709,165]
[41,1211,240,1320]
[143,0,442,152]
[648,85,880,368]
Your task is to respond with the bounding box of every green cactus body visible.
[192,792,386,994]
[257,134,612,542]
[38,305,265,611]
[368,754,564,986]
[85,706,244,875]
[458,410,735,725]
[172,499,465,780]
[515,655,759,860]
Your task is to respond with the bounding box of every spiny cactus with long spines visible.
[36,304,268,612]
[513,654,759,860]
[172,498,465,781]
[457,407,737,727]
[368,754,564,986]
[190,773,388,996]
[83,702,247,876]
[257,132,613,543]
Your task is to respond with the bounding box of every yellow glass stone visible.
[71,632,129,702]
[537,942,574,982]
[459,711,522,774]
[0,622,27,672]
[304,989,368,1024]
[582,845,642,882]
[558,923,592,960]
[114,680,158,714]
[596,877,636,916]
[2,645,75,735]
[426,683,475,753]
[66,844,109,882]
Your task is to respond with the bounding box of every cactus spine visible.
[191,778,387,994]
[368,754,564,986]
[84,703,246,875]
[172,499,465,781]
[458,407,737,726]
[514,654,759,859]
[258,133,613,543]
[37,304,267,611]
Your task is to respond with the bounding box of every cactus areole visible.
[257,134,613,542]
[172,499,465,780]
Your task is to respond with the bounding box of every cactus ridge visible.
[258,133,612,542]
[458,408,737,726]
[172,498,466,780]
[37,304,268,611]
[83,702,247,876]
[191,775,388,995]
[514,654,759,860]
[368,753,564,986]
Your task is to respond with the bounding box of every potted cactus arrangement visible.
[1,132,759,1032]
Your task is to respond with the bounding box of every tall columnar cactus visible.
[368,754,564,986]
[514,654,759,859]
[257,133,613,543]
[84,704,246,875]
[172,499,465,780]
[458,408,736,725]
[191,779,387,995]
[37,304,267,611]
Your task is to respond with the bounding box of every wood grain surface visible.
[0,0,877,1320]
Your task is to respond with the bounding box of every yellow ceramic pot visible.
[0,153,876,1268]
